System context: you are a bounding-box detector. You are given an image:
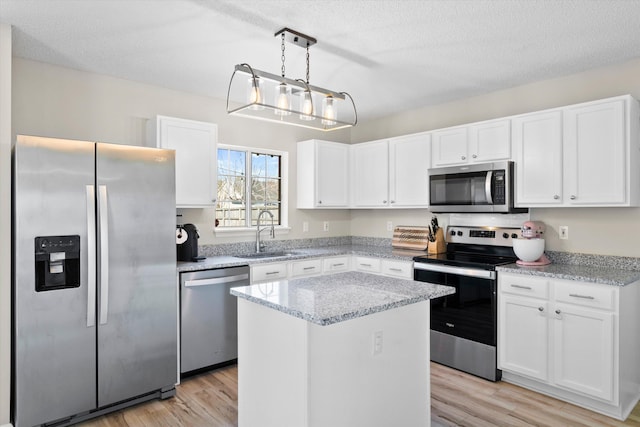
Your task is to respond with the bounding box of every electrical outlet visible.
[302,221,309,232]
[559,225,569,240]
[373,331,383,355]
[386,221,393,232]
[323,221,329,232]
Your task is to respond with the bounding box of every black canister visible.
[177,223,201,261]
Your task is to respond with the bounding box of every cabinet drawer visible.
[290,259,323,278]
[251,262,288,283]
[381,259,413,279]
[353,257,381,273]
[323,256,350,273]
[500,273,549,299]
[554,280,615,310]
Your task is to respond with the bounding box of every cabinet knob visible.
[472,154,477,159]
[318,200,322,204]
[390,200,395,204]
[383,200,387,204]
[461,156,466,160]
[553,195,560,200]
[538,307,544,312]
[555,309,561,315]
[570,195,576,200]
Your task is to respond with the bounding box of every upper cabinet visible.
[514,95,640,207]
[351,133,431,208]
[432,119,511,167]
[297,140,349,208]
[149,115,217,208]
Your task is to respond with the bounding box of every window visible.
[216,145,287,229]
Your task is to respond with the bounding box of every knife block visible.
[428,228,447,254]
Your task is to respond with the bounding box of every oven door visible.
[414,263,496,346]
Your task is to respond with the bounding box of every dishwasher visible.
[180,265,250,374]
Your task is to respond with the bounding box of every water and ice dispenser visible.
[34,235,81,291]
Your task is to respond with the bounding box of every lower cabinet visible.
[498,272,639,420]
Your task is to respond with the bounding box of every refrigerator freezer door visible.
[95,143,177,407]
[13,136,97,427]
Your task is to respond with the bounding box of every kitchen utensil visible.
[514,221,551,266]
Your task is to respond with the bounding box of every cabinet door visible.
[564,99,626,205]
[316,141,349,207]
[553,303,614,401]
[431,127,468,167]
[157,116,217,207]
[498,295,549,381]
[512,111,563,206]
[351,141,389,207]
[388,133,430,207]
[469,119,511,162]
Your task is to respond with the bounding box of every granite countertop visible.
[497,263,640,286]
[230,271,454,326]
[177,244,427,272]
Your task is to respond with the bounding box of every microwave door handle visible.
[485,171,493,204]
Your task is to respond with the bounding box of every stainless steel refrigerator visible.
[12,135,178,427]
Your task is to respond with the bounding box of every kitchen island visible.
[230,271,454,427]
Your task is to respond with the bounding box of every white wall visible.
[0,23,11,427]
[351,58,640,257]
[11,58,353,246]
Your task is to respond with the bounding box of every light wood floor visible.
[79,362,640,427]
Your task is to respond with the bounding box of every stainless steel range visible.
[413,225,519,381]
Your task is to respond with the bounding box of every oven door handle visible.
[414,262,496,280]
[485,170,493,205]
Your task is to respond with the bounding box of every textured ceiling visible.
[2,0,640,121]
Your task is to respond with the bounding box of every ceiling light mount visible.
[226,27,357,131]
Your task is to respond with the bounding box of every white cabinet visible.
[514,95,640,207]
[351,133,430,208]
[251,262,288,284]
[512,110,564,206]
[149,115,217,208]
[290,258,323,278]
[352,256,382,273]
[431,119,511,167]
[498,272,640,420]
[322,256,350,273]
[297,140,349,208]
[381,259,413,279]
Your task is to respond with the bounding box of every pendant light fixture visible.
[226,28,357,131]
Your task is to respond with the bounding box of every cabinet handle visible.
[332,263,345,267]
[569,293,595,300]
[318,200,322,204]
[472,154,477,159]
[445,323,455,328]
[389,268,403,272]
[570,195,576,200]
[383,200,387,204]
[390,200,396,204]
[303,266,316,271]
[212,198,217,203]
[265,271,281,276]
[510,284,532,290]
[554,195,560,200]
[360,263,372,267]
[538,307,544,312]
[555,309,561,315]
[461,156,466,160]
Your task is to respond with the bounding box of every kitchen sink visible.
[234,251,297,259]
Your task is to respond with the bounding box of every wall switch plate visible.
[386,221,393,232]
[302,221,309,232]
[559,225,569,240]
[373,330,383,355]
[323,221,329,232]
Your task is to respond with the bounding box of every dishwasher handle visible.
[184,273,249,288]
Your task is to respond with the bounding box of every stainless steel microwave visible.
[428,161,526,213]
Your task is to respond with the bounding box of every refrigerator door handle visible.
[98,185,110,325]
[86,185,96,327]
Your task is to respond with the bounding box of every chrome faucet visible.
[256,209,275,253]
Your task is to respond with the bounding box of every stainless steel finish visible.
[255,209,274,253]
[569,293,595,300]
[98,185,109,325]
[86,185,96,328]
[414,262,496,280]
[510,284,532,290]
[180,266,250,373]
[13,136,97,427]
[431,330,500,381]
[13,136,177,427]
[445,225,521,246]
[485,170,493,204]
[95,142,177,407]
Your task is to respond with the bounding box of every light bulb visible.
[322,95,337,125]
[274,83,291,116]
[246,77,264,110]
[299,90,315,121]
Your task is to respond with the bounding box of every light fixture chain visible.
[306,45,310,84]
[281,32,286,78]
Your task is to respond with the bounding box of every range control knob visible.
[502,232,509,239]
[457,231,463,236]
[450,230,456,236]
[511,233,518,239]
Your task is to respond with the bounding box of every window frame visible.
[214,143,289,237]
